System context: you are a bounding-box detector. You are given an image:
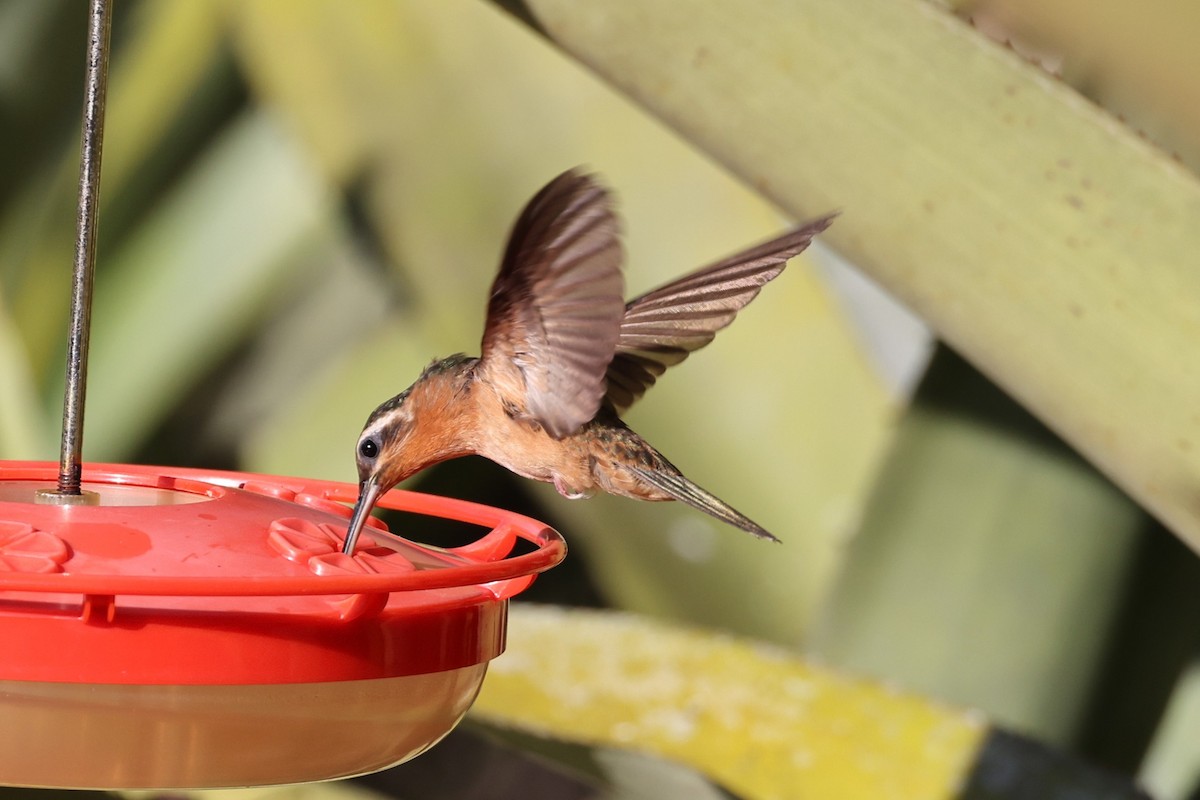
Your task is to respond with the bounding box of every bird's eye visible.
[359,438,380,460]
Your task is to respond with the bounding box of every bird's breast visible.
[473,384,595,489]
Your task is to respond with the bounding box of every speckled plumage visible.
[340,169,835,554]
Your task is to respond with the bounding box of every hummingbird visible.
[341,169,835,554]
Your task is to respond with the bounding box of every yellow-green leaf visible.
[474,605,985,800]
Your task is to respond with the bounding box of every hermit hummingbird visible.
[341,169,835,554]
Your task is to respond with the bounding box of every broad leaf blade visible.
[474,605,986,800]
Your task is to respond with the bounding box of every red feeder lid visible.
[0,461,566,685]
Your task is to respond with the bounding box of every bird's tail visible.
[629,465,779,543]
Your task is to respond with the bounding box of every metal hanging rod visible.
[42,0,112,503]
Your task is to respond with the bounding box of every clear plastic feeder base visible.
[0,669,487,788]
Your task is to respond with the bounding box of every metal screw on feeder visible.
[36,0,111,506]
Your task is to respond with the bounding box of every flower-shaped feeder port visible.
[0,461,565,789]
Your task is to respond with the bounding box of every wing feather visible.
[481,169,626,438]
[605,212,837,412]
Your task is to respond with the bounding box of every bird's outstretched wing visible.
[605,212,837,413]
[481,169,626,439]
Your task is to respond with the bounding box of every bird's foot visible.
[553,475,594,500]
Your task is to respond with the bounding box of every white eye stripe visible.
[359,413,409,457]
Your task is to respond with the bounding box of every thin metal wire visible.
[55,0,112,495]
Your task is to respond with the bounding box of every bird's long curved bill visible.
[341,477,382,555]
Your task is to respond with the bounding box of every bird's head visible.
[341,354,479,553]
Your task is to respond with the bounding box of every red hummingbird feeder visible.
[0,0,565,789]
[0,462,564,788]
